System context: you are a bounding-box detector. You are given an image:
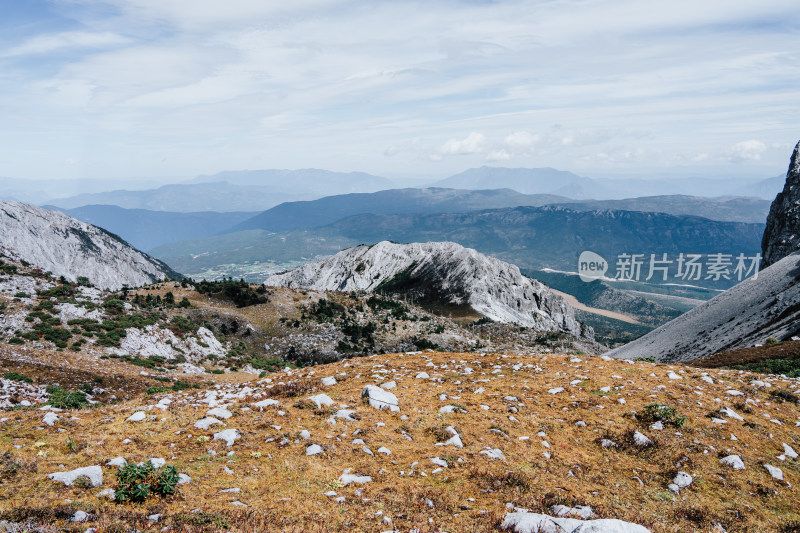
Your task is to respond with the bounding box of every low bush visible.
[114,462,179,503]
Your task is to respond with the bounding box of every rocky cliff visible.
[266,241,590,338]
[762,140,800,267]
[0,200,178,290]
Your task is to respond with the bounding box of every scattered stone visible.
[308,394,335,409]
[339,471,372,485]
[720,455,745,470]
[763,464,784,481]
[306,444,324,456]
[480,448,505,460]
[207,407,232,420]
[783,443,798,459]
[501,512,651,533]
[71,510,89,523]
[48,466,103,488]
[551,505,595,520]
[194,417,223,430]
[322,377,337,386]
[252,399,279,410]
[672,471,693,490]
[380,381,397,390]
[361,385,400,412]
[213,429,241,447]
[126,411,146,422]
[632,431,653,447]
[42,412,58,427]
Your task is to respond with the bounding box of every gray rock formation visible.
[0,200,178,290]
[266,241,590,337]
[762,140,800,268]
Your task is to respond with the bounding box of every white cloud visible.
[438,132,486,156]
[728,140,767,162]
[4,32,131,57]
[485,149,511,161]
[503,131,538,150]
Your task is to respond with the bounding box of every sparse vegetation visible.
[114,462,179,503]
[638,403,687,428]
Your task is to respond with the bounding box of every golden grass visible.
[0,351,798,532]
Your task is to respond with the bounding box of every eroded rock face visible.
[762,140,800,268]
[266,241,589,338]
[0,200,177,290]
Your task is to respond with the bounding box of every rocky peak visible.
[266,240,591,339]
[0,200,179,290]
[761,140,800,268]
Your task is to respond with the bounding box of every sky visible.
[0,0,798,182]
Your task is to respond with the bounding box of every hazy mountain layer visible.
[47,205,256,251]
[229,188,569,233]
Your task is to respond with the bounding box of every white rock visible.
[126,411,147,422]
[339,472,372,485]
[632,431,653,447]
[377,447,391,455]
[321,377,337,386]
[299,430,311,440]
[719,407,744,421]
[783,443,798,459]
[177,473,192,484]
[308,394,335,409]
[500,512,652,533]
[726,390,744,396]
[252,399,279,410]
[415,372,430,379]
[437,426,463,448]
[667,371,682,380]
[106,457,127,468]
[430,457,448,468]
[548,387,564,395]
[42,412,58,427]
[71,510,89,523]
[361,385,399,412]
[306,444,324,456]
[48,465,103,487]
[380,381,397,390]
[439,405,457,414]
[763,464,784,480]
[650,421,664,431]
[480,448,505,460]
[206,407,232,420]
[97,488,116,500]
[551,505,595,520]
[720,455,745,470]
[672,471,693,489]
[194,417,223,430]
[149,458,166,469]
[213,428,241,447]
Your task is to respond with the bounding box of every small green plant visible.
[46,386,88,410]
[640,403,687,427]
[766,337,779,345]
[635,356,657,363]
[3,372,32,383]
[114,462,179,503]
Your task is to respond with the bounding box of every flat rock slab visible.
[361,385,399,412]
[501,512,652,533]
[48,465,103,488]
[214,429,241,447]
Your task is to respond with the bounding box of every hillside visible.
[1,348,798,531]
[152,207,764,284]
[0,200,177,290]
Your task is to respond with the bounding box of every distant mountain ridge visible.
[229,188,569,233]
[0,200,178,290]
[266,241,591,338]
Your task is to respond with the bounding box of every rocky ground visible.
[0,350,798,532]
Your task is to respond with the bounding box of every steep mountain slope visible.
[46,205,256,251]
[605,253,800,362]
[0,200,178,290]
[153,207,764,283]
[266,241,590,338]
[228,188,569,233]
[762,141,800,267]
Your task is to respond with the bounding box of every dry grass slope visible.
[1,351,799,532]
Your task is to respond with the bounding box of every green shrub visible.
[114,462,179,503]
[635,356,657,363]
[639,403,687,427]
[3,372,32,383]
[46,386,88,410]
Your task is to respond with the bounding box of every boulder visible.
[361,385,399,412]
